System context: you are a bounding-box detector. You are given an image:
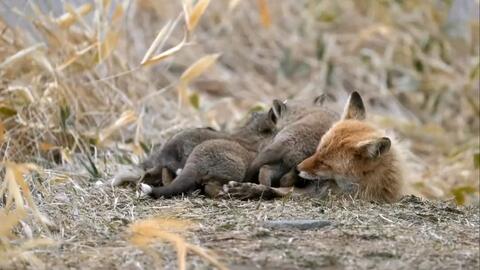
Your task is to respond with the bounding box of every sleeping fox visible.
[246,94,338,188]
[224,92,405,203]
[140,106,281,199]
[111,103,279,187]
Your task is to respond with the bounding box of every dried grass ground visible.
[3,181,480,270]
[0,1,479,269]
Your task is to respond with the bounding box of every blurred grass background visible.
[0,0,479,266]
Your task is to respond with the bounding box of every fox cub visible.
[246,94,338,187]
[141,106,279,198]
[111,105,278,187]
[225,92,405,203]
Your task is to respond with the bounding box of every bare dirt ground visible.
[4,180,478,270]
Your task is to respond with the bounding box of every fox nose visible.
[296,162,304,172]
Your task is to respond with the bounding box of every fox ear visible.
[342,91,366,120]
[314,92,335,106]
[313,94,327,106]
[267,108,277,124]
[271,99,287,120]
[357,137,391,159]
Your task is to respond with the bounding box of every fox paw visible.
[139,183,153,196]
[111,166,144,187]
[222,181,268,200]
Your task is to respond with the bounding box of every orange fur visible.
[297,93,404,203]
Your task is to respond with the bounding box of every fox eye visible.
[260,126,272,134]
[316,160,331,168]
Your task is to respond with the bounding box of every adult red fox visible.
[224,92,405,203]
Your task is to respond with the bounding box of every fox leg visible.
[245,146,286,182]
[161,167,174,185]
[146,167,201,199]
[203,181,224,198]
[258,165,284,187]
[110,165,144,186]
[278,169,299,187]
[222,181,291,200]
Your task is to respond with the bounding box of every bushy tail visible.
[149,167,201,199]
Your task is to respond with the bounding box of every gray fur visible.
[140,108,277,186]
[148,110,277,198]
[248,95,339,187]
[140,127,229,186]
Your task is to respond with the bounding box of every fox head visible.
[271,92,334,129]
[242,109,277,135]
[297,92,400,201]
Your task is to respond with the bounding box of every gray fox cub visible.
[112,105,278,187]
[142,108,279,198]
[246,94,338,188]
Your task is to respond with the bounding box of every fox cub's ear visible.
[357,137,391,159]
[313,92,336,106]
[271,99,287,122]
[313,94,327,106]
[342,91,366,120]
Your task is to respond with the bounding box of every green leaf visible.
[318,11,336,22]
[315,38,325,60]
[451,186,477,205]
[413,58,424,73]
[474,153,480,169]
[248,105,266,113]
[189,92,200,110]
[60,104,71,130]
[80,154,101,179]
[470,62,480,80]
[0,106,17,118]
[140,141,151,154]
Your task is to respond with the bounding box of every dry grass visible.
[0,0,479,269]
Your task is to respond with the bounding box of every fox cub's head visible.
[243,94,330,135]
[297,92,393,188]
[270,93,333,129]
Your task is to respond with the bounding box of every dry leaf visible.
[0,208,27,238]
[141,21,173,65]
[186,0,211,31]
[111,4,124,24]
[257,0,271,28]
[0,162,52,231]
[0,43,46,70]
[141,33,187,67]
[177,53,220,107]
[55,3,93,29]
[180,53,221,85]
[187,243,228,270]
[177,84,188,108]
[56,43,96,71]
[98,110,137,144]
[98,31,120,62]
[128,217,227,270]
